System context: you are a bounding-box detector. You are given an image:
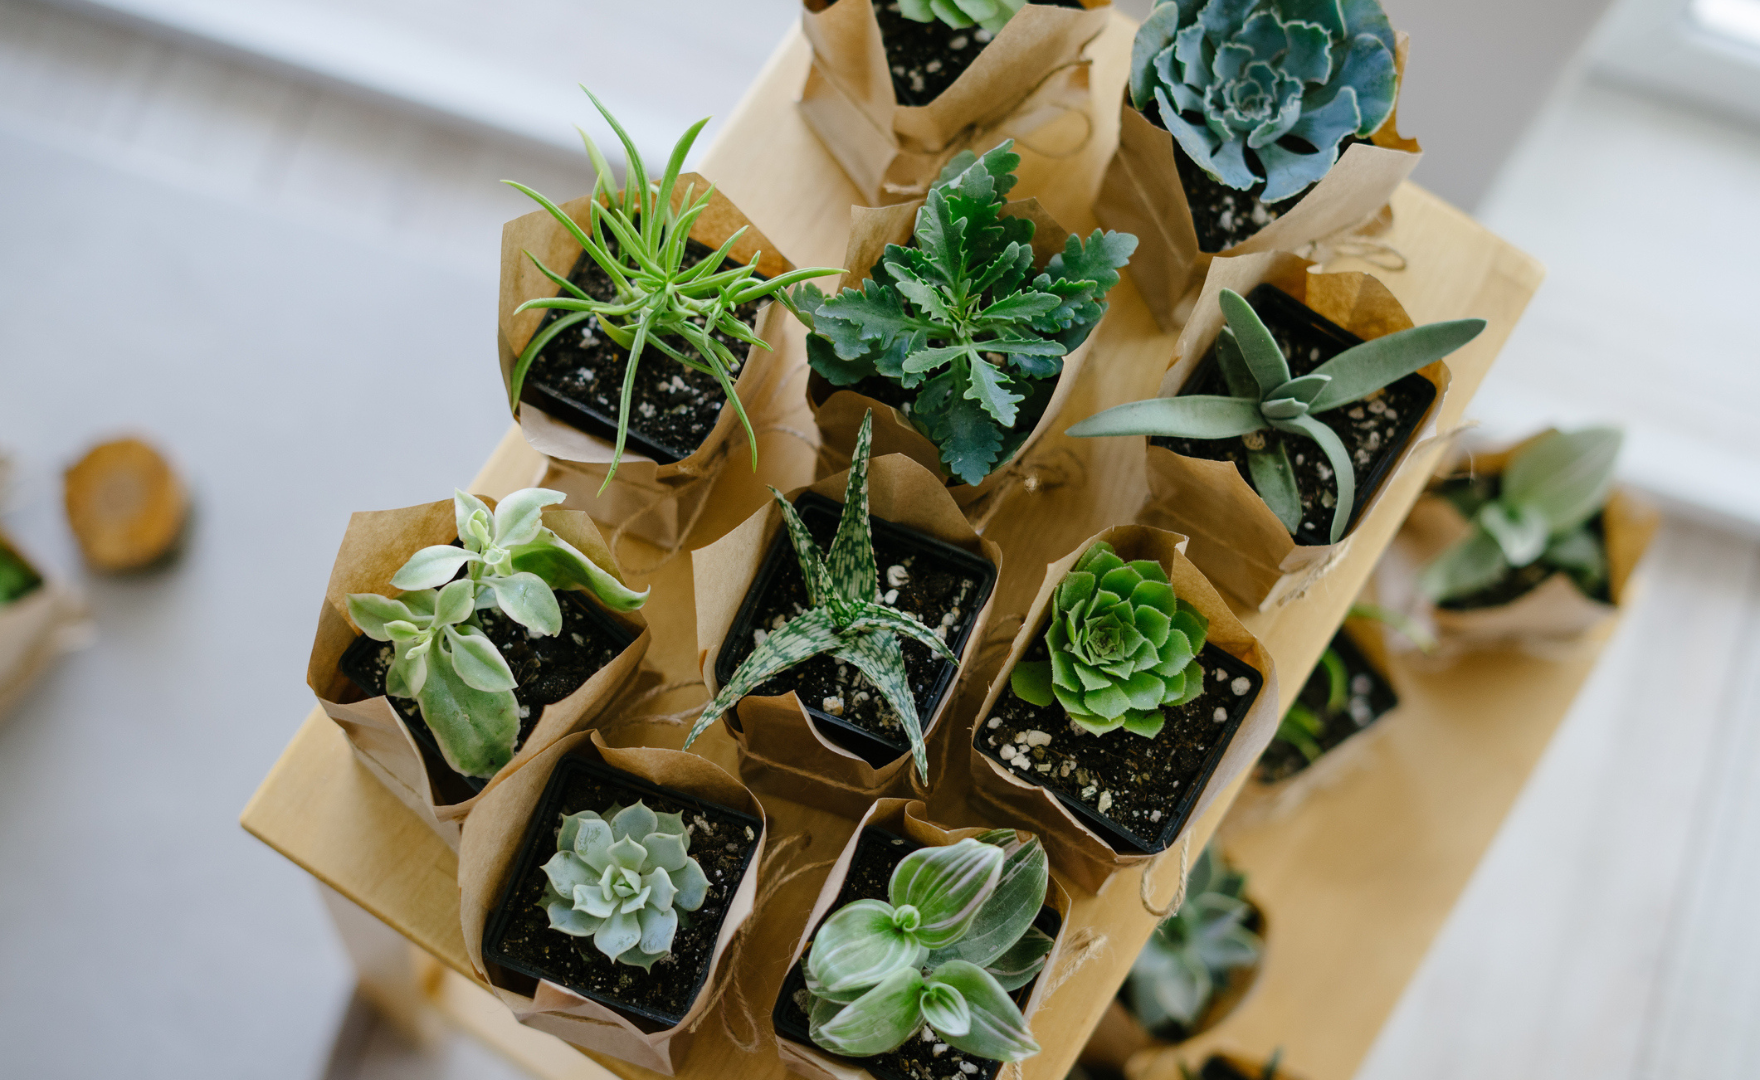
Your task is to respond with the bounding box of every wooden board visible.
[241,11,1543,1080]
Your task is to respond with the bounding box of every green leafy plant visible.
[1130,0,1400,202]
[792,141,1137,486]
[538,800,710,970]
[504,88,840,489]
[900,0,1024,33]
[685,412,957,781]
[0,541,41,606]
[346,488,648,779]
[1124,843,1261,1037]
[1420,427,1623,603]
[1067,288,1484,542]
[1007,541,1209,738]
[804,832,1053,1063]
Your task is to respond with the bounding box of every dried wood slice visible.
[63,438,187,571]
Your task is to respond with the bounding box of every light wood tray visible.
[241,12,1544,1080]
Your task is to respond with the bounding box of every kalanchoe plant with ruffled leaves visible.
[792,141,1137,486]
[1130,0,1401,203]
[804,833,1053,1063]
[1421,427,1623,604]
[1068,288,1484,542]
[900,0,1024,33]
[1124,843,1261,1037]
[538,800,710,971]
[1008,541,1210,738]
[504,88,840,489]
[686,412,957,780]
[346,488,648,779]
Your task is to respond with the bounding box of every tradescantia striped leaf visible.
[983,926,1055,991]
[890,838,1005,950]
[924,836,1048,970]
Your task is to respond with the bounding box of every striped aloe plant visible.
[684,411,958,781]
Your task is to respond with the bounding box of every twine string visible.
[1140,829,1193,918]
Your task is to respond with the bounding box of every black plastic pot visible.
[1255,626,1398,784]
[715,490,998,769]
[339,589,637,794]
[771,826,1062,1080]
[975,636,1264,855]
[1157,283,1438,548]
[481,755,763,1030]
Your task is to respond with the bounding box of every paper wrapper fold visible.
[963,526,1278,893]
[695,453,1002,818]
[808,197,1096,514]
[457,731,767,1075]
[499,174,801,550]
[799,0,1111,205]
[1137,253,1452,611]
[1095,35,1420,332]
[774,798,1074,1080]
[0,535,89,722]
[1375,434,1659,660]
[307,498,649,849]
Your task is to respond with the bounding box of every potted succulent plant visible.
[793,142,1136,506]
[965,525,1274,891]
[458,731,766,1074]
[799,0,1111,203]
[1066,253,1479,608]
[1096,0,1422,330]
[773,798,1067,1080]
[1379,427,1658,656]
[498,89,840,549]
[691,412,1000,817]
[308,488,651,847]
[0,528,85,721]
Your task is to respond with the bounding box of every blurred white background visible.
[1,1,1758,1078]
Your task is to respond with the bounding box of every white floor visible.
[1,2,1759,1079]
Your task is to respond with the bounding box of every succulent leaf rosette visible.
[1009,542,1209,738]
[1124,843,1261,1034]
[345,488,648,779]
[804,833,1053,1063]
[539,801,711,970]
[900,0,1025,33]
[1130,0,1401,202]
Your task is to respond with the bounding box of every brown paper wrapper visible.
[456,730,768,1075]
[1137,253,1453,611]
[307,497,650,849]
[1095,36,1421,332]
[0,534,89,722]
[694,453,1003,819]
[962,525,1278,893]
[799,0,1111,205]
[498,174,802,551]
[1375,433,1660,660]
[808,197,1096,514]
[774,797,1074,1080]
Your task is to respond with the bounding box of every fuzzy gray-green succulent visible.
[685,411,959,781]
[346,488,648,779]
[1130,0,1401,202]
[1124,843,1261,1036]
[538,801,710,970]
[1067,288,1484,543]
[803,832,1053,1063]
[899,0,1024,33]
[1420,427,1623,603]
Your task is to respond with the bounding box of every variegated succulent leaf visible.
[538,800,709,970]
[1124,843,1261,1032]
[899,0,1026,35]
[1068,289,1486,542]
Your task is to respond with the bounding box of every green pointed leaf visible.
[925,961,1040,1062]
[391,545,479,591]
[810,967,928,1057]
[487,571,562,636]
[1218,289,1290,396]
[507,529,649,612]
[1274,414,1357,541]
[1248,443,1302,532]
[1419,527,1510,602]
[1067,395,1267,440]
[1502,427,1622,533]
[925,837,1048,970]
[826,412,879,604]
[443,625,518,692]
[433,579,477,626]
[1307,319,1486,413]
[832,628,931,781]
[1477,502,1550,567]
[890,838,1005,950]
[492,487,565,548]
[845,602,959,663]
[772,488,832,609]
[982,925,1055,991]
[686,607,843,748]
[347,593,418,640]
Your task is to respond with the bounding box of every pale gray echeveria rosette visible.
[1130,0,1401,202]
[539,801,711,970]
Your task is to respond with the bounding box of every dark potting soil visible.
[1151,284,1435,548]
[1254,629,1398,784]
[716,493,992,755]
[1430,474,1614,611]
[979,637,1261,851]
[1196,1056,1267,1080]
[1145,95,1364,253]
[874,0,1087,107]
[773,827,1054,1080]
[483,762,760,1027]
[521,237,766,464]
[339,591,630,795]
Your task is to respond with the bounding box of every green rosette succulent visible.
[1130,0,1401,202]
[900,0,1025,33]
[1008,542,1209,738]
[538,801,710,971]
